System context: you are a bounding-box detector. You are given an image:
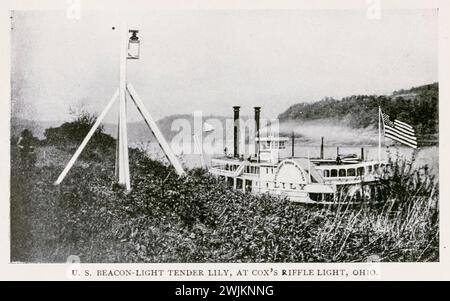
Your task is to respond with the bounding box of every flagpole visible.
[308,150,311,184]
[378,106,381,163]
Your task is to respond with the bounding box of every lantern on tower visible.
[128,30,140,59]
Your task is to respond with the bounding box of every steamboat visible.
[209,106,387,203]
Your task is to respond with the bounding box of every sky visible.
[11,9,438,123]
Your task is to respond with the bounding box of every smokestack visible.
[337,146,340,157]
[233,106,240,158]
[361,147,364,161]
[320,137,324,159]
[254,107,261,161]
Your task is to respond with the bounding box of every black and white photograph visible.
[4,0,445,277]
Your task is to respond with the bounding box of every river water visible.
[134,141,438,176]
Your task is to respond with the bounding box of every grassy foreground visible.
[10,137,438,263]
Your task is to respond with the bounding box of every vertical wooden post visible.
[320,136,324,159]
[118,23,131,191]
[308,150,311,184]
[254,107,261,162]
[378,106,382,163]
[233,106,240,158]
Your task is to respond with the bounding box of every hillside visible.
[278,83,438,145]
[12,83,438,147]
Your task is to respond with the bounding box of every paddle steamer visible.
[209,107,386,203]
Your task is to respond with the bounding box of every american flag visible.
[381,110,417,149]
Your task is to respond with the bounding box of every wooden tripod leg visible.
[54,89,119,185]
[126,83,186,176]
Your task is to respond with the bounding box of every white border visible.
[1,0,448,281]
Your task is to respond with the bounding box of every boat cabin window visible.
[248,166,258,174]
[330,169,337,177]
[347,168,356,177]
[260,140,287,150]
[339,169,346,177]
[357,167,365,176]
[323,170,330,177]
[368,165,373,173]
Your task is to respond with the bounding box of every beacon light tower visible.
[54,23,186,191]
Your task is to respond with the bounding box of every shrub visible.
[44,110,115,152]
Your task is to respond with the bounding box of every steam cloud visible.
[274,119,379,146]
